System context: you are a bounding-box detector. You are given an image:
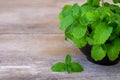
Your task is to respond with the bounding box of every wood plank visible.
[0,56,120,80]
[0,7,60,34]
[0,34,120,80]
[0,34,80,62]
[0,0,85,34]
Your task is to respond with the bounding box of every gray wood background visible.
[0,0,120,80]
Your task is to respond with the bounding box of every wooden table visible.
[0,0,120,80]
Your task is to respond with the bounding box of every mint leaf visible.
[85,11,99,23]
[81,11,100,25]
[114,38,120,51]
[107,44,119,61]
[58,5,72,20]
[86,36,94,45]
[109,31,117,41]
[114,15,120,33]
[65,54,71,65]
[60,15,74,30]
[93,22,113,44]
[87,0,92,4]
[72,3,80,17]
[80,5,96,16]
[113,0,120,3]
[65,54,72,73]
[87,0,100,6]
[105,4,120,14]
[72,22,87,39]
[107,38,120,61]
[62,5,72,11]
[64,24,74,40]
[51,62,65,72]
[96,6,113,20]
[71,62,84,72]
[105,14,120,35]
[117,25,120,34]
[72,37,87,48]
[65,22,87,48]
[91,45,106,61]
[58,13,64,21]
[106,14,120,24]
[92,0,101,6]
[66,65,72,73]
[86,22,113,45]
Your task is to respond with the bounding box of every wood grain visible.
[0,0,120,80]
[0,34,80,59]
[0,0,85,34]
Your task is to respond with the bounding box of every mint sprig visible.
[51,54,84,73]
[59,1,120,61]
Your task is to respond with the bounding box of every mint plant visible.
[59,0,120,61]
[51,55,84,73]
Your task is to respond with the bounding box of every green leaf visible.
[107,45,119,61]
[91,45,106,61]
[80,5,97,25]
[103,2,110,6]
[65,24,87,48]
[107,39,120,61]
[79,15,88,25]
[72,3,80,17]
[85,11,99,22]
[115,15,120,33]
[58,13,64,21]
[51,62,65,72]
[60,15,74,30]
[80,5,96,16]
[81,11,100,25]
[113,38,120,51]
[87,0,100,6]
[92,0,101,6]
[72,22,87,39]
[93,22,113,44]
[65,54,71,65]
[105,14,120,34]
[107,14,120,24]
[71,62,84,72]
[72,37,87,48]
[86,36,94,45]
[65,54,72,73]
[109,31,117,41]
[87,0,93,4]
[64,24,73,40]
[96,6,113,20]
[113,0,120,3]
[59,5,72,17]
[65,31,73,40]
[62,5,72,11]
[105,3,120,14]
[58,5,72,20]
[66,65,72,73]
[117,25,120,34]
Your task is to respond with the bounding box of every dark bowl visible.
[80,45,120,66]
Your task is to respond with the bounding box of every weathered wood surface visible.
[0,0,120,80]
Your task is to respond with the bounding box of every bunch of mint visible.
[59,0,120,61]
